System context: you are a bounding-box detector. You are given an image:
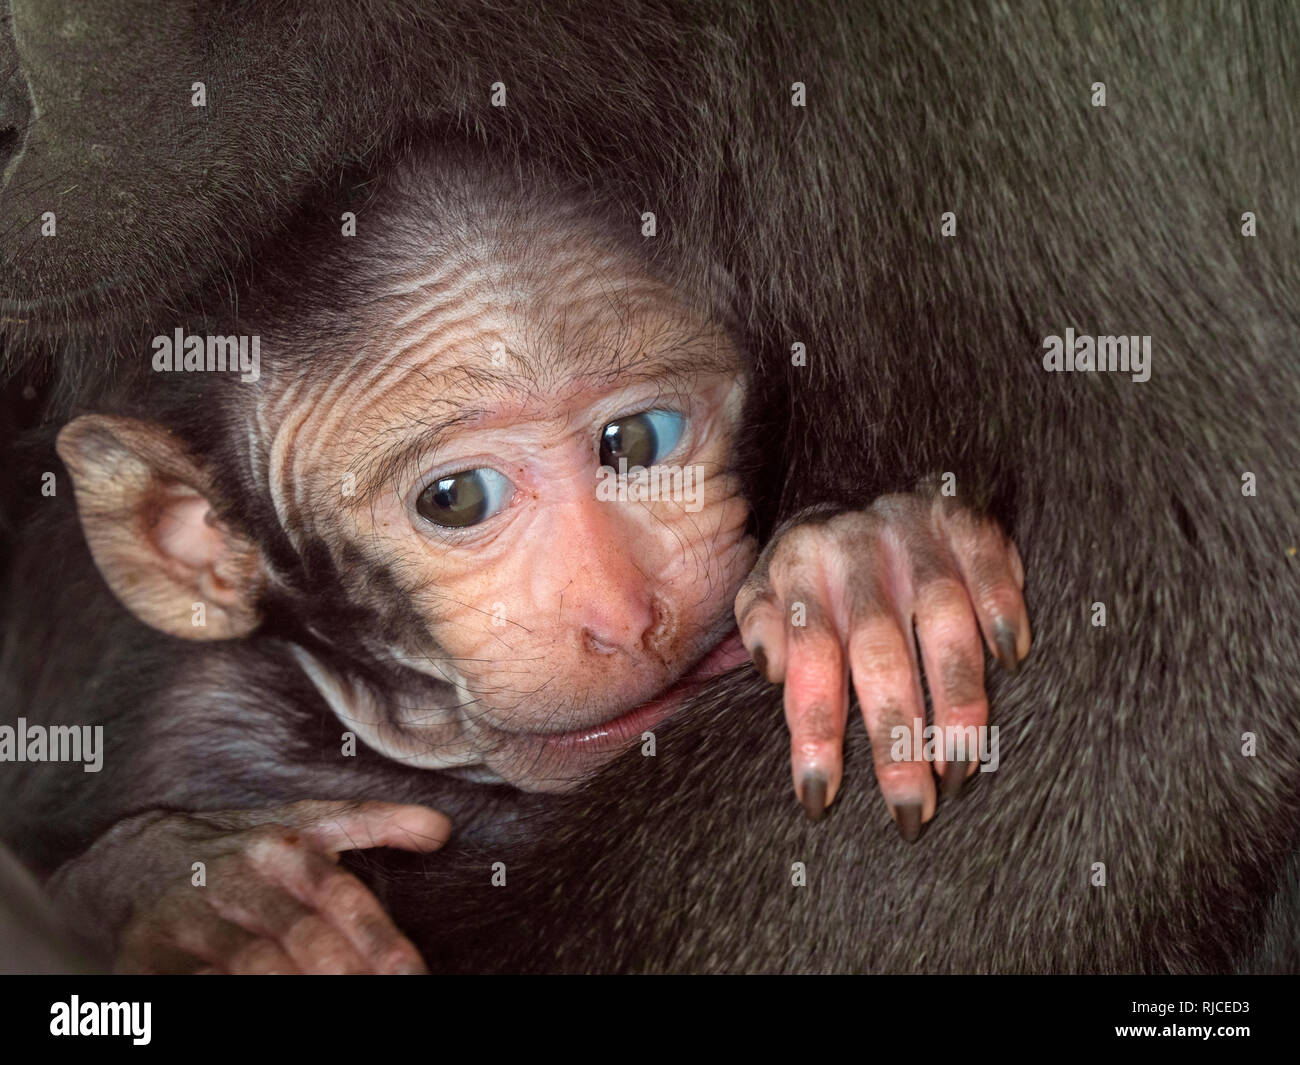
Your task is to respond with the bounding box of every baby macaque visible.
[49,149,1030,972]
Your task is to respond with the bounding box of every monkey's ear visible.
[56,415,265,641]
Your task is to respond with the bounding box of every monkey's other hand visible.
[50,800,450,973]
[734,494,1029,839]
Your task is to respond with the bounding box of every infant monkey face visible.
[308,258,757,789]
[57,207,757,794]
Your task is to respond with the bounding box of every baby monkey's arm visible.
[735,493,1030,838]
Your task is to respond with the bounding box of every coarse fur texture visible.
[1,1,1298,971]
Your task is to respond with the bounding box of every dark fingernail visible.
[752,644,769,681]
[800,772,828,822]
[942,759,972,800]
[994,620,1020,674]
[892,802,923,843]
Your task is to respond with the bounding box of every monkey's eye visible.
[415,468,514,528]
[599,410,686,468]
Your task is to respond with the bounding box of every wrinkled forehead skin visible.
[247,214,743,552]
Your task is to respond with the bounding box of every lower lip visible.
[543,629,748,754]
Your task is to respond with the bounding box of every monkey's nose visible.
[576,599,654,656]
[578,594,673,658]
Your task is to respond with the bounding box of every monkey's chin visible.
[500,628,749,790]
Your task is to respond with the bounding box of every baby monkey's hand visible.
[734,494,1029,839]
[51,800,449,973]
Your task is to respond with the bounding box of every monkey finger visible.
[912,576,989,798]
[201,868,371,974]
[303,859,428,974]
[847,618,936,842]
[939,511,1031,672]
[782,599,849,821]
[289,801,453,856]
[735,594,787,682]
[223,936,302,975]
[115,929,217,975]
[337,911,429,976]
[273,912,372,975]
[253,902,374,975]
[196,844,380,973]
[1007,538,1025,590]
[263,845,427,974]
[119,897,286,974]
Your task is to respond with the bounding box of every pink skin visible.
[343,367,757,790]
[734,495,1030,835]
[260,220,759,793]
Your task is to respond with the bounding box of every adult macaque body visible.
[22,152,1028,972]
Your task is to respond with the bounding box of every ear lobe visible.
[56,414,265,641]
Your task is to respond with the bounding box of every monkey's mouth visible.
[539,628,749,755]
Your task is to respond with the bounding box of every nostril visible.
[644,594,677,656]
[582,629,619,655]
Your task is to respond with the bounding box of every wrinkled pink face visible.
[260,227,756,791]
